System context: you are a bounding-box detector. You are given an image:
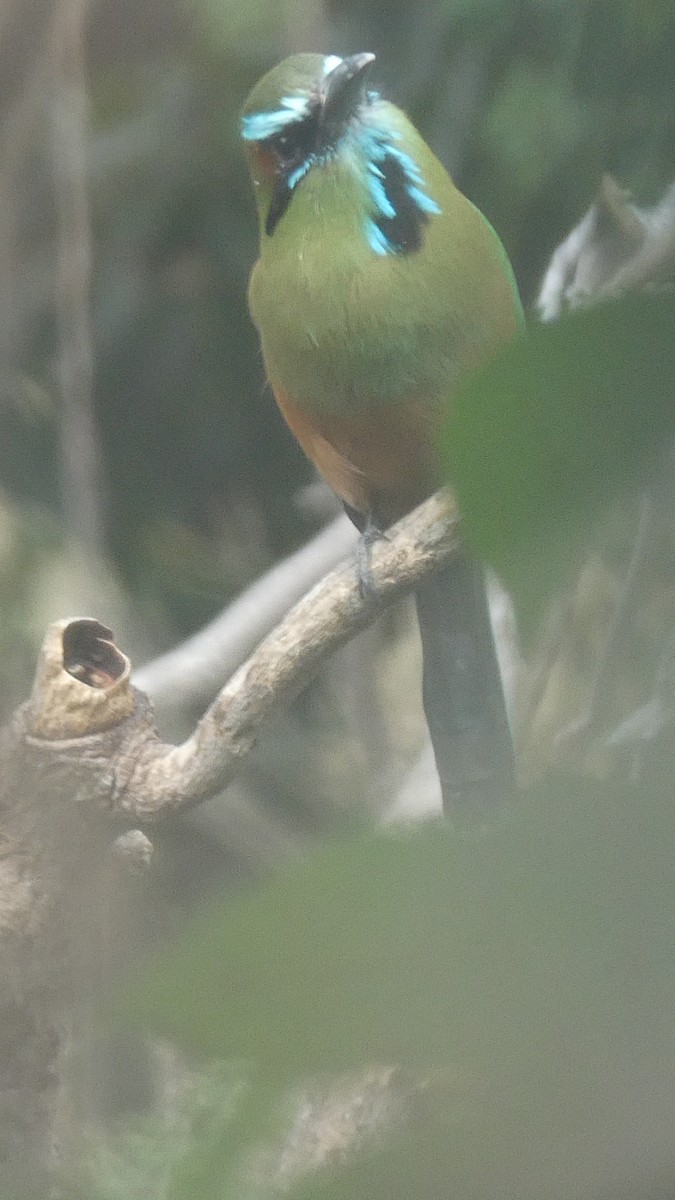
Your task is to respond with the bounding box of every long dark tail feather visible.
[415,554,515,822]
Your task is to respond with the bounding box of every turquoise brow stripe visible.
[241,94,310,142]
[241,109,297,141]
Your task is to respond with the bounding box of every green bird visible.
[241,52,524,819]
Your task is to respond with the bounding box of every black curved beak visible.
[320,53,376,132]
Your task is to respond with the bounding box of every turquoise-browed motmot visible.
[241,53,523,818]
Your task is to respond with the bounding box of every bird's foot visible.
[356,517,387,600]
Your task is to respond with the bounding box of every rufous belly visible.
[271,382,442,524]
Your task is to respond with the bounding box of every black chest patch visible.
[364,143,441,257]
[372,152,427,253]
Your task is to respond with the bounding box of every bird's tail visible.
[415,554,515,822]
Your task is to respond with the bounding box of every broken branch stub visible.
[1,493,461,824]
[1,617,157,818]
[26,618,134,738]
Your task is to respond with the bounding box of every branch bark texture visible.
[2,490,460,832]
[0,492,458,1181]
[110,492,459,819]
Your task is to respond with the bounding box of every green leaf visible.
[444,294,675,637]
[118,776,674,1198]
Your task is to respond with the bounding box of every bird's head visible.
[241,53,441,256]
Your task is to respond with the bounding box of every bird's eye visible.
[273,132,298,165]
[269,113,318,170]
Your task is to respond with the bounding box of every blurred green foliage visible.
[129,777,674,1074]
[445,293,675,637]
[115,772,674,1198]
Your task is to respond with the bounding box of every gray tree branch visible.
[2,490,460,833]
[135,512,358,716]
[0,489,458,1182]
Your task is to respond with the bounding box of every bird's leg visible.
[356,515,388,600]
[342,503,387,600]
